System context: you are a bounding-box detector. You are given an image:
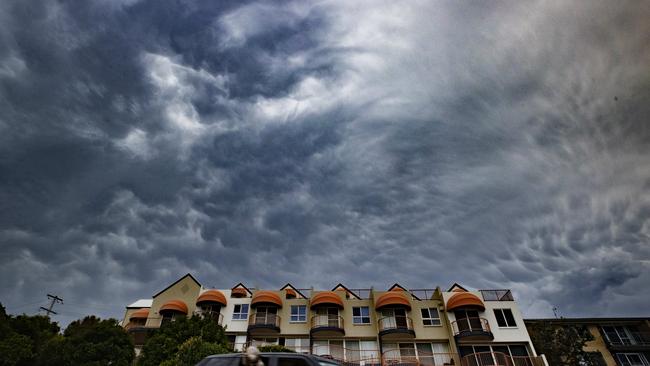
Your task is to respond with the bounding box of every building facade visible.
[525,318,650,366]
[122,274,547,366]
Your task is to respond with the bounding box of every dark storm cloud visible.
[1,0,649,324]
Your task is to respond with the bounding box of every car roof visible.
[204,353,339,362]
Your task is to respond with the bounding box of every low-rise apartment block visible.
[525,317,650,366]
[122,274,547,366]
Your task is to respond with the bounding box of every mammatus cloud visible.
[0,0,649,324]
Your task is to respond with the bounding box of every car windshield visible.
[318,361,340,366]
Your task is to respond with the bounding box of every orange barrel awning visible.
[446,292,485,311]
[251,291,283,307]
[159,300,189,314]
[196,290,227,306]
[375,291,411,310]
[310,291,344,309]
[129,308,150,320]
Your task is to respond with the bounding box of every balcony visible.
[479,290,514,301]
[381,350,459,366]
[461,352,546,366]
[311,314,345,336]
[247,313,281,334]
[199,311,224,326]
[378,316,415,338]
[312,344,381,365]
[451,317,494,342]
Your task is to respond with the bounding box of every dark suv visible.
[196,353,342,366]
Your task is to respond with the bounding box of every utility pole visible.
[552,306,559,319]
[40,294,63,316]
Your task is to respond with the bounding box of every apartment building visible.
[525,318,650,366]
[122,274,547,366]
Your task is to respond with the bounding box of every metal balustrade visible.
[311,314,345,329]
[381,349,460,366]
[461,352,545,366]
[312,344,382,365]
[248,312,281,328]
[378,316,414,332]
[451,317,491,335]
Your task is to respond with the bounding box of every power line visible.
[40,294,63,317]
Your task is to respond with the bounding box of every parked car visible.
[196,352,343,366]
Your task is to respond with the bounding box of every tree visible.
[0,304,134,366]
[0,303,60,366]
[137,315,230,366]
[158,336,232,366]
[528,320,599,366]
[54,316,135,366]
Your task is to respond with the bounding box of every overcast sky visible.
[1,0,649,325]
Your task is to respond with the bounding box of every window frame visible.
[232,303,249,321]
[352,306,371,325]
[290,305,307,323]
[420,307,442,327]
[493,308,517,328]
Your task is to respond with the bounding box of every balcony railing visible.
[378,316,414,332]
[382,350,460,366]
[248,313,281,328]
[408,289,438,301]
[312,344,381,365]
[197,311,224,325]
[311,314,344,329]
[480,290,514,301]
[451,317,491,335]
[461,352,545,366]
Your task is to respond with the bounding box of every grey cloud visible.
[1,0,650,325]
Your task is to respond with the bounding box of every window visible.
[285,338,310,353]
[290,305,307,322]
[616,353,649,366]
[353,306,371,324]
[420,308,441,326]
[494,308,517,327]
[602,326,641,346]
[232,304,249,320]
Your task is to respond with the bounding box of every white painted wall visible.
[218,289,252,333]
[442,291,537,356]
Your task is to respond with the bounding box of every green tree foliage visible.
[160,336,232,366]
[0,303,60,366]
[55,316,135,366]
[528,321,600,366]
[0,303,134,366]
[256,345,296,353]
[137,315,230,366]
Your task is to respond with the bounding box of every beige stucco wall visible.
[411,300,452,341]
[279,296,310,336]
[584,325,617,366]
[145,275,201,327]
[342,297,379,338]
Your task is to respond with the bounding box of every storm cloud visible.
[1,0,649,323]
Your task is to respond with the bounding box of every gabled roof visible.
[447,283,468,292]
[279,283,307,299]
[388,283,408,292]
[331,283,361,299]
[231,282,252,295]
[153,273,201,298]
